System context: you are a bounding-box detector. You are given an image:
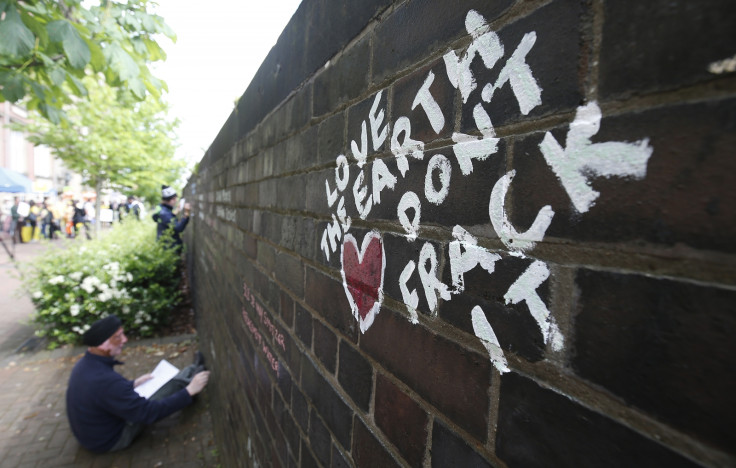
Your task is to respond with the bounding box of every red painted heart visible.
[341,231,385,332]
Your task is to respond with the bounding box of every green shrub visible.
[23,218,183,347]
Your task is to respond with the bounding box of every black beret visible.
[82,315,122,346]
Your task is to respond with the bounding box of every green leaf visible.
[131,37,148,57]
[85,39,105,71]
[29,81,46,101]
[35,51,55,67]
[47,20,90,69]
[26,95,40,110]
[39,102,61,124]
[20,10,48,47]
[49,67,66,86]
[128,77,146,99]
[143,38,166,61]
[64,34,91,69]
[0,6,35,57]
[16,2,49,16]
[47,20,69,42]
[66,74,88,97]
[0,71,25,102]
[120,12,140,30]
[144,75,162,97]
[140,13,157,33]
[104,43,140,81]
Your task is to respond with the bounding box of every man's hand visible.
[134,374,153,388]
[185,370,210,396]
[183,202,191,217]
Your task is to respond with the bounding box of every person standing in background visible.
[40,198,51,239]
[73,200,91,240]
[10,197,23,243]
[125,196,141,220]
[28,200,39,242]
[152,185,190,253]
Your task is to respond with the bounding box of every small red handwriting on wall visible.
[242,307,279,372]
[243,282,286,351]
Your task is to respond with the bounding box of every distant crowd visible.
[1,195,144,243]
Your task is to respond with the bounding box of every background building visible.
[0,103,81,200]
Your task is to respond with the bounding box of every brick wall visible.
[183,1,736,466]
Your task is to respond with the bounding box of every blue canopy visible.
[0,167,32,193]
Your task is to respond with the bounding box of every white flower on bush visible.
[48,275,65,285]
[140,325,150,332]
[98,291,114,302]
[71,324,90,334]
[126,273,133,282]
[81,276,102,294]
[122,306,130,314]
[32,291,42,299]
[70,304,80,317]
[112,289,127,300]
[69,271,83,282]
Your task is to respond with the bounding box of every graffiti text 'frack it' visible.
[321,9,653,373]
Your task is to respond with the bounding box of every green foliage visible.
[24,218,183,347]
[17,76,185,205]
[0,0,175,123]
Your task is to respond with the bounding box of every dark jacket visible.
[125,202,140,219]
[66,352,192,453]
[72,205,86,224]
[152,203,189,250]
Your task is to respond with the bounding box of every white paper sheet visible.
[134,359,180,399]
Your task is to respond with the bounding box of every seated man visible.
[66,315,210,453]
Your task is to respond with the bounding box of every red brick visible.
[375,375,428,467]
[352,416,401,468]
[361,308,491,441]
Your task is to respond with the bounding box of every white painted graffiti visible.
[321,9,653,373]
[216,206,237,223]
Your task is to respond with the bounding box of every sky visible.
[150,0,303,167]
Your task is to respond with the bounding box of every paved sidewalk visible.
[0,239,221,468]
[0,239,47,355]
